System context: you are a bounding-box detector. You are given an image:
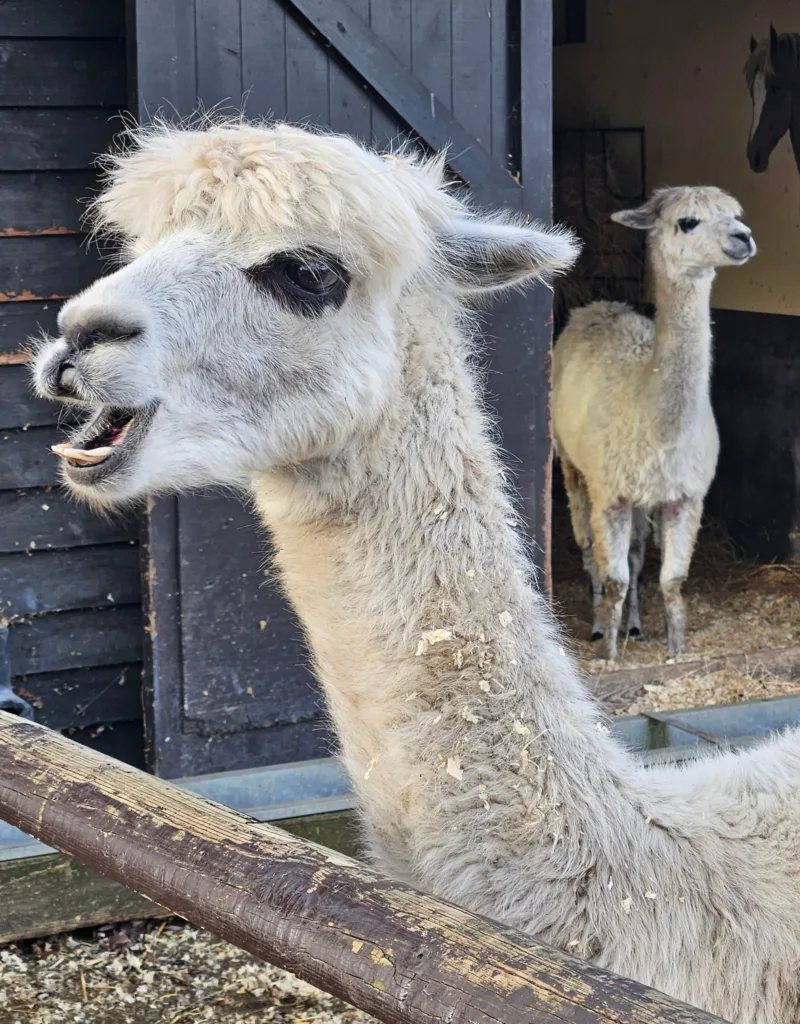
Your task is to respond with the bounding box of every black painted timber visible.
[0,489,136,552]
[0,0,143,768]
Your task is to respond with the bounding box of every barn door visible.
[131,0,554,777]
[0,1,147,769]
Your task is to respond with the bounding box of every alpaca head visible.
[610,186,756,273]
[33,120,578,509]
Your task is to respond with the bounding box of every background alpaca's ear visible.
[610,204,658,230]
[439,216,580,294]
[750,34,758,54]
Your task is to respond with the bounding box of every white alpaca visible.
[552,188,756,661]
[33,122,800,1023]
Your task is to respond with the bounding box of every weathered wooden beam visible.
[285,0,518,195]
[591,643,800,708]
[0,810,361,944]
[0,712,725,1024]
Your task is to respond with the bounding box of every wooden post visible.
[0,712,726,1024]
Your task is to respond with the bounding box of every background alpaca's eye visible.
[245,252,349,315]
[678,217,700,233]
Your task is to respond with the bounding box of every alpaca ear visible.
[750,34,758,54]
[769,24,779,54]
[610,204,657,230]
[439,216,580,294]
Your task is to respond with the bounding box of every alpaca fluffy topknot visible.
[90,117,465,281]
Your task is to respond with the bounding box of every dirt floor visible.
[551,499,800,713]
[0,918,375,1024]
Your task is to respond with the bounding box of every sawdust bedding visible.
[551,503,800,708]
[0,918,375,1024]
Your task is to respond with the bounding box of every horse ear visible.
[769,24,779,54]
[750,34,758,54]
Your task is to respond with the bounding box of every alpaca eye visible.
[283,259,341,295]
[678,218,700,233]
[244,252,349,315]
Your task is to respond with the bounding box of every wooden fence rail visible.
[0,711,726,1024]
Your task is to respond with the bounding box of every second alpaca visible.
[552,187,755,660]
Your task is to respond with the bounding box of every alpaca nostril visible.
[80,329,112,350]
[732,231,751,244]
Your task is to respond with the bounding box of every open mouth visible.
[51,405,156,479]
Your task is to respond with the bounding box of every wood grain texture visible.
[0,853,167,945]
[0,110,119,172]
[0,713,726,1024]
[0,40,127,107]
[0,488,136,553]
[0,300,60,356]
[0,0,125,38]
[7,605,143,676]
[0,543,140,615]
[0,810,358,944]
[0,364,62,428]
[0,235,106,304]
[0,427,66,489]
[15,663,142,730]
[178,493,319,734]
[287,0,517,192]
[0,171,97,236]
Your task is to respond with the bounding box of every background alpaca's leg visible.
[659,498,702,658]
[625,508,650,639]
[590,500,633,661]
[561,458,604,640]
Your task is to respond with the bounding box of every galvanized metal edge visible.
[3,694,800,862]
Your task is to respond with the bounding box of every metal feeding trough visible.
[611,693,800,765]
[1,695,799,863]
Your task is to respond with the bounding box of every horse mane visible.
[744,31,800,89]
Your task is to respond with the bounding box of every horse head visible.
[746,26,799,173]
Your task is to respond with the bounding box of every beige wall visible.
[554,0,800,314]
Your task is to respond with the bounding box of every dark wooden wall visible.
[706,308,800,563]
[132,0,555,777]
[0,0,145,767]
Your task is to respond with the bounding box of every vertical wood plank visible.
[140,496,184,777]
[133,0,198,117]
[240,0,287,119]
[451,0,493,148]
[410,0,452,110]
[195,0,243,111]
[284,12,329,125]
[368,0,411,148]
[489,0,510,164]
[521,0,555,588]
[328,0,371,141]
[456,0,554,585]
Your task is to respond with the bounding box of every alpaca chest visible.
[602,414,720,508]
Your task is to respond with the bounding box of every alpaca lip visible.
[724,240,755,263]
[51,404,156,482]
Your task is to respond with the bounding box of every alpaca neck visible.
[646,250,715,443]
[252,295,641,896]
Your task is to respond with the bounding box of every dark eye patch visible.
[245,252,350,316]
[677,217,700,234]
